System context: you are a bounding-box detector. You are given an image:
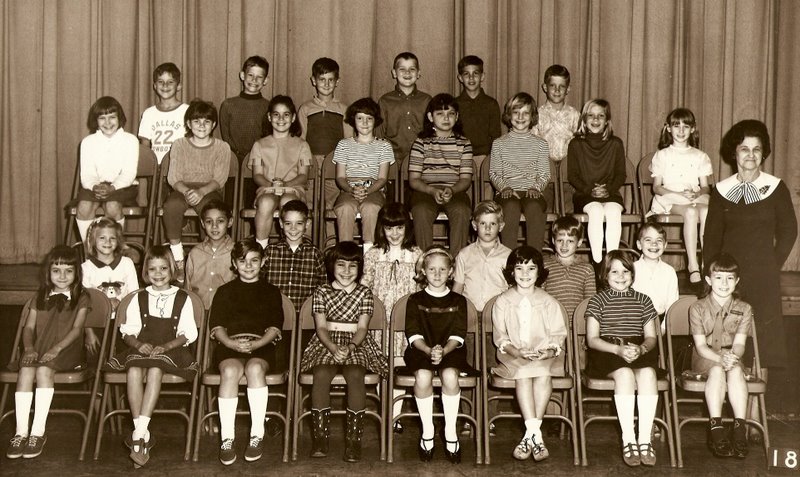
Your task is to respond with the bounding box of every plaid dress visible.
[299,284,388,376]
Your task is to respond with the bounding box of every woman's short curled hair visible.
[719,119,771,166]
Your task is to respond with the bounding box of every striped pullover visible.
[489,131,550,193]
[585,288,657,338]
[408,135,473,187]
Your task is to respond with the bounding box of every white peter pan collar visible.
[716,171,780,203]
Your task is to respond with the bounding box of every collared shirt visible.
[492,287,566,354]
[377,86,431,161]
[689,295,752,351]
[632,258,679,315]
[79,128,139,190]
[455,89,502,156]
[297,95,353,155]
[533,102,580,161]
[715,171,782,204]
[120,286,198,344]
[263,238,327,312]
[82,255,140,299]
[453,240,511,311]
[185,235,236,310]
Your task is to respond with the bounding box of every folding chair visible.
[317,153,365,249]
[64,145,159,254]
[0,289,113,460]
[480,295,579,465]
[387,294,483,464]
[291,296,388,461]
[664,296,770,467]
[153,150,240,248]
[565,159,642,252]
[91,289,204,461]
[572,297,677,467]
[478,156,560,248]
[192,294,296,462]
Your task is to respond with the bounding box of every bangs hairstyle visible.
[502,92,538,129]
[599,250,635,289]
[706,252,740,277]
[345,97,383,132]
[393,51,419,69]
[279,199,310,221]
[503,245,548,286]
[374,202,415,252]
[37,245,84,311]
[242,55,270,75]
[87,96,127,131]
[637,221,666,242]
[230,237,264,271]
[414,245,454,285]
[658,107,699,149]
[85,217,126,258]
[457,55,483,74]
[719,119,771,166]
[543,64,571,85]
[420,93,464,138]
[153,62,181,84]
[141,245,177,284]
[312,57,339,78]
[324,241,364,283]
[576,98,613,140]
[551,215,583,238]
[201,198,233,220]
[472,200,504,222]
[266,95,302,137]
[184,99,218,136]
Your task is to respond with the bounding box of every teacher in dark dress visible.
[703,119,797,369]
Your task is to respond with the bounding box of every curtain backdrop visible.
[2,0,798,267]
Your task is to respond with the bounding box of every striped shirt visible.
[408,135,473,186]
[489,131,550,192]
[332,137,395,181]
[542,255,596,319]
[586,288,657,338]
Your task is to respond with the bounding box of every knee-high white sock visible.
[14,391,33,436]
[637,394,659,445]
[441,392,461,442]
[218,397,238,441]
[247,387,268,438]
[415,395,434,441]
[76,219,93,243]
[392,389,404,419]
[29,388,54,436]
[605,217,622,252]
[614,394,637,445]
[586,219,604,263]
[169,243,184,262]
[256,238,269,250]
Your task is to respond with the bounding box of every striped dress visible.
[584,288,659,377]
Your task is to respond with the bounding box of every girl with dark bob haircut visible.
[502,245,549,286]
[344,97,383,131]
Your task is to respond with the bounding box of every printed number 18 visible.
[770,448,798,469]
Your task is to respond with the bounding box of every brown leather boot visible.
[343,409,365,462]
[310,408,330,458]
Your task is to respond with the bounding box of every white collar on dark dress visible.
[715,171,780,203]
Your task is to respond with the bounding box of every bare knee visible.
[245,359,268,379]
[220,361,245,383]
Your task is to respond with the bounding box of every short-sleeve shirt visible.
[312,283,373,323]
[689,295,752,350]
[138,103,189,163]
[332,137,395,181]
[407,135,474,187]
[453,241,511,311]
[650,145,713,193]
[586,288,658,337]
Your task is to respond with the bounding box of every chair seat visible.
[299,372,380,386]
[394,374,478,388]
[200,370,288,386]
[582,375,670,392]
[103,371,191,384]
[488,374,573,390]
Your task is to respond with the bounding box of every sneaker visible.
[265,418,283,438]
[512,437,532,460]
[219,438,236,466]
[639,443,656,466]
[489,422,497,437]
[622,442,641,467]
[244,435,264,462]
[22,435,46,459]
[175,260,185,284]
[6,435,27,459]
[531,437,549,462]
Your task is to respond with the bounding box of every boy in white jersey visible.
[138,62,189,164]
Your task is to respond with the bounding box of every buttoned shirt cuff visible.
[448,335,465,347]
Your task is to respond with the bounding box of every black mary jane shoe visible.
[443,438,461,464]
[418,437,434,462]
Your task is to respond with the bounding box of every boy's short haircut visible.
[279,199,310,221]
[87,96,127,131]
[184,99,218,136]
[551,216,583,238]
[231,237,265,264]
[706,252,739,277]
[311,57,340,79]
[345,97,383,130]
[324,241,364,283]
[472,200,504,222]
[501,92,538,129]
[153,62,181,84]
[201,198,232,220]
[637,221,666,241]
[242,55,270,75]
[393,52,419,69]
[543,64,571,86]
[457,55,483,74]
